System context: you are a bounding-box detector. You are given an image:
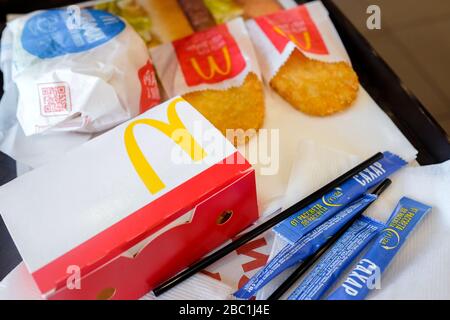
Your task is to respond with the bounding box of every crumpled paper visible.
[0,8,159,169]
[5,9,154,136]
[0,83,94,169]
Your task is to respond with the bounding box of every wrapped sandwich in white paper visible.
[4,8,160,136]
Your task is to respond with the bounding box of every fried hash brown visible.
[270,50,359,116]
[183,72,265,145]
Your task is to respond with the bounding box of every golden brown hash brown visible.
[270,50,359,116]
[182,72,265,145]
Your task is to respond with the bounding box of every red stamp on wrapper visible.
[173,24,246,86]
[138,60,161,114]
[38,82,72,117]
[255,5,328,55]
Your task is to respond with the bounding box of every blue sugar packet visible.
[233,194,378,300]
[327,197,431,300]
[287,216,384,300]
[273,152,406,244]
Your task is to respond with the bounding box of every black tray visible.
[0,0,449,283]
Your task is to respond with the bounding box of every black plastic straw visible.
[153,152,384,296]
[267,178,392,300]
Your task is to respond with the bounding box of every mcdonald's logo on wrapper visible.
[173,24,246,86]
[255,5,328,55]
[124,97,207,194]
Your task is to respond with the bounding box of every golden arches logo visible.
[190,46,232,80]
[124,97,207,194]
[273,25,312,50]
[380,228,401,250]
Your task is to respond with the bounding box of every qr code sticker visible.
[38,82,72,116]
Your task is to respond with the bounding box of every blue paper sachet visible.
[327,197,431,300]
[233,194,378,300]
[287,216,384,300]
[273,151,406,244]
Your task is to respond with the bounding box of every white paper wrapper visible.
[0,83,95,169]
[0,8,160,168]
[3,8,160,136]
[246,1,350,81]
[150,17,261,96]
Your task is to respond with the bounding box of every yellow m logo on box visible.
[124,98,207,194]
[190,46,232,80]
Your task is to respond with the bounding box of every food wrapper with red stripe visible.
[150,18,264,144]
[246,1,359,117]
[246,1,350,81]
[151,17,260,95]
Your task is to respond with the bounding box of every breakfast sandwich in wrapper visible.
[246,1,359,116]
[3,8,161,137]
[151,17,264,145]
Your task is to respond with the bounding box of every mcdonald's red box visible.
[0,97,259,300]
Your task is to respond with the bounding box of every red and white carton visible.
[0,97,259,300]
[246,0,351,82]
[150,17,261,96]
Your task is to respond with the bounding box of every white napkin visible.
[257,141,450,300]
[0,263,41,300]
[365,159,450,299]
[238,86,418,216]
[141,274,234,300]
